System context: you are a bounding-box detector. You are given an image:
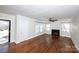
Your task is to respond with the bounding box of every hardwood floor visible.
[8,34,78,53]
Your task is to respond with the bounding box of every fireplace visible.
[51,29,60,36]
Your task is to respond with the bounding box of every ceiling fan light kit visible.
[49,18,58,22]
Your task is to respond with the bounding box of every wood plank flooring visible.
[8,34,78,53]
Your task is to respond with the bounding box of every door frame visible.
[0,19,11,43]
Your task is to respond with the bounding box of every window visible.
[35,23,45,33]
[40,24,43,32]
[62,23,70,33]
[35,24,40,33]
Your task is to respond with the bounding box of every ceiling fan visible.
[48,18,58,22]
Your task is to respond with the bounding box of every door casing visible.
[0,19,11,43]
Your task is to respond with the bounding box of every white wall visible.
[15,15,45,43]
[0,13,16,43]
[70,16,79,52]
[51,21,61,34]
[45,23,51,34]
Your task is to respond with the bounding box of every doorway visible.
[0,19,11,45]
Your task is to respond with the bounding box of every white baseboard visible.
[71,39,79,52]
[15,33,45,44]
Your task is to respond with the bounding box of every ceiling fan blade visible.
[49,19,58,22]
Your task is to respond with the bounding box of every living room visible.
[0,5,79,53]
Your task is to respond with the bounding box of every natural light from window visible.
[62,23,70,33]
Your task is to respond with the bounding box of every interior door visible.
[0,19,11,44]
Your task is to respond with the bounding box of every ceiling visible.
[0,5,79,21]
